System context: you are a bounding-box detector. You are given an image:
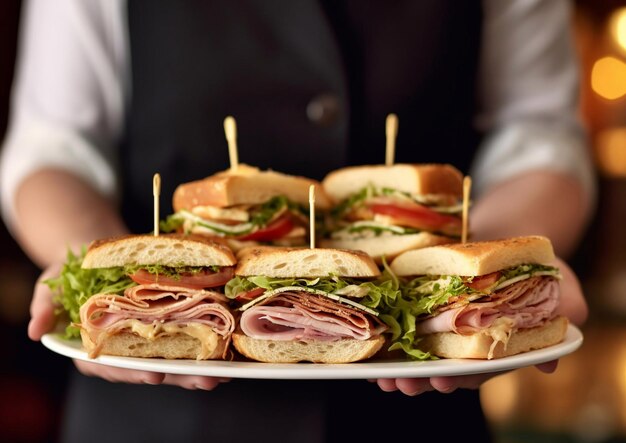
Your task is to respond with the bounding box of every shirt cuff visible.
[469,122,597,208]
[0,120,118,230]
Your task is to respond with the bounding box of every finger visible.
[162,374,230,390]
[394,378,435,396]
[28,267,62,340]
[430,371,507,393]
[74,360,165,385]
[376,378,399,392]
[28,288,56,340]
[429,376,460,394]
[536,360,558,373]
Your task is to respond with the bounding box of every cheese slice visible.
[129,320,220,359]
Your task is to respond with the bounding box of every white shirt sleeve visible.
[0,0,595,230]
[0,0,128,229]
[472,0,596,201]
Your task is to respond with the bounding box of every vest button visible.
[306,94,340,126]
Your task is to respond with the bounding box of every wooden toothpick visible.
[224,116,239,171]
[153,173,161,237]
[385,113,399,166]
[309,185,316,249]
[461,176,472,244]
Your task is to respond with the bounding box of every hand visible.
[73,360,231,390]
[29,263,230,391]
[372,360,558,396]
[553,256,587,326]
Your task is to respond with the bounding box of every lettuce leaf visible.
[249,196,304,226]
[403,264,561,315]
[124,263,220,277]
[225,274,384,300]
[44,248,136,338]
[364,260,435,360]
[161,196,307,235]
[499,264,560,281]
[329,184,462,220]
[159,213,185,232]
[330,186,375,218]
[336,222,420,237]
[403,275,473,314]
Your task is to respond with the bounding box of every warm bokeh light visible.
[610,8,626,53]
[480,373,520,423]
[595,128,626,177]
[591,56,626,100]
[616,341,626,428]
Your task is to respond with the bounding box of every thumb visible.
[28,265,61,341]
[536,360,559,374]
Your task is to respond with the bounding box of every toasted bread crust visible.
[322,163,463,202]
[390,236,556,277]
[232,333,385,363]
[235,246,380,278]
[80,330,230,360]
[81,233,236,268]
[172,165,332,211]
[418,316,569,359]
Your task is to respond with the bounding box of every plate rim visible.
[41,324,583,380]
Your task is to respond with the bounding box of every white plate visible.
[41,325,583,380]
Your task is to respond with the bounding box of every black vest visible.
[101,3,491,442]
[122,0,482,233]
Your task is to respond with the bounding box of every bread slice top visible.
[81,233,236,269]
[235,246,380,278]
[172,164,332,211]
[322,163,463,202]
[390,236,555,277]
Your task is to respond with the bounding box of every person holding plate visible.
[1,0,592,442]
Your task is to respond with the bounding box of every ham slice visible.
[79,283,235,357]
[415,276,559,335]
[239,291,387,341]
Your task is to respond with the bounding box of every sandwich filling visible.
[326,185,462,240]
[45,251,234,355]
[161,196,309,245]
[226,276,392,342]
[402,264,562,358]
[79,284,235,359]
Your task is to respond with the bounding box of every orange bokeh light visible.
[591,56,626,100]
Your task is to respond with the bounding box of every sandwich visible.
[320,163,464,263]
[389,236,568,359]
[225,247,396,363]
[161,164,333,251]
[49,234,237,360]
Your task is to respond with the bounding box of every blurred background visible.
[0,1,625,442]
[482,1,626,442]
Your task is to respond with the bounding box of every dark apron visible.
[63,2,491,442]
[120,0,482,233]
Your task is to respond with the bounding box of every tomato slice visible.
[464,271,502,292]
[235,287,266,302]
[369,203,461,236]
[129,266,235,289]
[237,215,295,242]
